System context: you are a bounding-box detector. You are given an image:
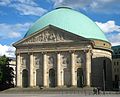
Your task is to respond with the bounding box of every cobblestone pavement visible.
[0,94,120,97]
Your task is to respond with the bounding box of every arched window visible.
[22,69,29,87]
[77,68,84,87]
[49,68,56,87]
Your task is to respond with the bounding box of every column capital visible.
[42,52,47,54]
[16,53,21,56]
[29,52,34,55]
[69,50,76,53]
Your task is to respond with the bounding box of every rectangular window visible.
[117,62,119,66]
[114,62,116,66]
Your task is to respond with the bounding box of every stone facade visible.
[112,46,120,89]
[9,58,16,86]
[13,25,112,90]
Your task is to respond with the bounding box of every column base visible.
[42,86,49,89]
[71,85,77,88]
[83,85,91,89]
[56,85,67,88]
[16,86,22,88]
[29,86,37,88]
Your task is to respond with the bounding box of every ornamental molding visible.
[13,25,91,47]
[20,28,78,45]
[22,30,67,45]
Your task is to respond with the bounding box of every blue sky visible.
[0,0,120,57]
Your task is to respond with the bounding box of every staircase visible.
[0,87,93,94]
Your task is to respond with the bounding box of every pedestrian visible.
[93,88,97,95]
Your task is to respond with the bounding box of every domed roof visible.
[24,7,108,42]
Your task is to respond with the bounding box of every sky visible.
[0,0,120,57]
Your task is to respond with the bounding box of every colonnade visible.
[16,50,91,88]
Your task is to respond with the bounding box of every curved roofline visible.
[89,38,111,44]
[55,6,72,9]
[24,7,108,42]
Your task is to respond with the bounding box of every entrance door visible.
[22,69,29,88]
[77,68,83,87]
[49,69,56,87]
[115,75,119,89]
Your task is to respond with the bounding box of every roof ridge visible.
[55,6,72,10]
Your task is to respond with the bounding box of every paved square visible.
[0,94,120,97]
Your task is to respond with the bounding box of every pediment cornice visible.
[13,25,91,47]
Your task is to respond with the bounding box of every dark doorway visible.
[49,69,56,87]
[77,68,83,87]
[114,75,119,89]
[22,69,29,88]
[36,69,40,86]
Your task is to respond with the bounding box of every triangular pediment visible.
[13,25,90,46]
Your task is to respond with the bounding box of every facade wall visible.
[16,50,88,88]
[91,49,112,90]
[9,60,16,86]
[14,27,112,89]
[112,59,120,81]
[34,53,43,86]
[112,58,120,89]
[16,48,112,89]
[111,46,120,89]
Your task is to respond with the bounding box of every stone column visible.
[43,53,48,87]
[57,53,61,87]
[30,53,34,87]
[85,50,91,86]
[16,54,22,87]
[33,55,36,87]
[71,52,76,86]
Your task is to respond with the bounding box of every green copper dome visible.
[24,7,108,42]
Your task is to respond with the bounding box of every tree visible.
[0,55,14,91]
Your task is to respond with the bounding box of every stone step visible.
[0,87,93,94]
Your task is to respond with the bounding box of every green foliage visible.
[0,55,14,91]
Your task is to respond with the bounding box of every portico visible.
[13,7,112,90]
[16,48,91,88]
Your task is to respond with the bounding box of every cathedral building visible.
[13,7,112,90]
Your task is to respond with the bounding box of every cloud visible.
[12,0,37,6]
[0,0,36,6]
[0,22,32,57]
[90,0,120,14]
[95,20,120,46]
[49,0,120,14]
[50,0,92,9]
[11,4,47,16]
[0,44,15,58]
[107,33,120,46]
[0,0,10,6]
[0,23,32,39]
[95,21,120,33]
[8,32,21,38]
[0,0,47,16]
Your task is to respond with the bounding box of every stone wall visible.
[91,49,112,90]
